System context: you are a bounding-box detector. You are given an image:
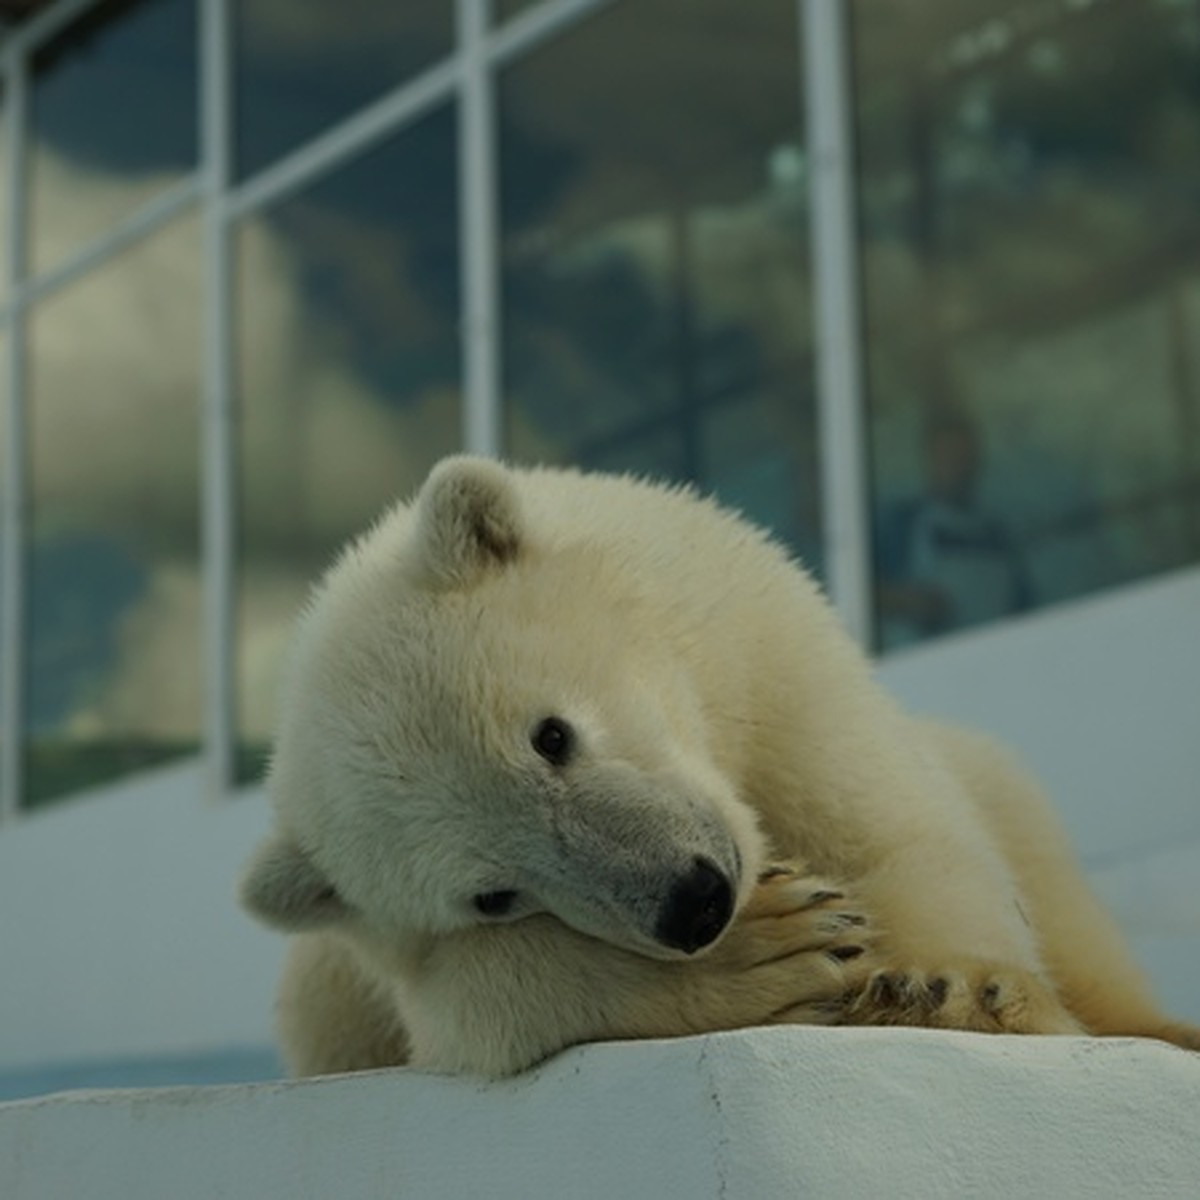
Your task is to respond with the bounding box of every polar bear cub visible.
[241,456,1199,1077]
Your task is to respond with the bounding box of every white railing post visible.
[200,0,235,799]
[458,0,502,458]
[1,44,28,824]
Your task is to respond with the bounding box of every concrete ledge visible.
[2,1027,1198,1199]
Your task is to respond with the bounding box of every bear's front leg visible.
[842,832,1084,1036]
[398,867,877,1077]
[277,932,414,1076]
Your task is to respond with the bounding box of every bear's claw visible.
[681,865,879,1029]
[847,961,1084,1035]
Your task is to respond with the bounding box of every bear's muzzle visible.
[653,856,734,954]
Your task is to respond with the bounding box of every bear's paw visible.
[674,866,878,1031]
[847,960,1084,1036]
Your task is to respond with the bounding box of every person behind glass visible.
[875,407,1030,650]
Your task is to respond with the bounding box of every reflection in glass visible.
[234,0,453,179]
[235,107,461,781]
[494,0,540,24]
[30,0,197,277]
[499,0,821,571]
[0,331,5,798]
[25,218,201,808]
[1,82,8,303]
[854,0,1200,651]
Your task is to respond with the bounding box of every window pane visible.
[234,0,453,179]
[1,82,8,304]
[0,329,6,796]
[855,0,1200,652]
[235,107,461,781]
[30,0,197,277]
[25,218,201,808]
[499,0,822,571]
[494,0,540,24]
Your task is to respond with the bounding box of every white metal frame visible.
[459,0,502,458]
[199,0,234,801]
[801,0,873,647]
[1,44,28,824]
[0,0,865,822]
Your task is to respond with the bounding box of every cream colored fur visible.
[241,457,1198,1077]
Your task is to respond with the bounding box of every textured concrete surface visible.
[2,1027,1198,1200]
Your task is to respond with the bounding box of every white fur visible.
[242,457,1198,1077]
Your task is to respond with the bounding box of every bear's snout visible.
[654,857,734,954]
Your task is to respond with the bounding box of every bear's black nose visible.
[655,857,734,954]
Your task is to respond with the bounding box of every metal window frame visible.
[0,0,868,821]
[459,0,501,457]
[801,0,872,649]
[1,46,29,825]
[200,0,234,799]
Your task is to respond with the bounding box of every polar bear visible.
[240,456,1199,1077]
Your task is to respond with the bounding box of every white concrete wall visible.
[2,1028,1199,1200]
[0,567,1196,1080]
[0,763,283,1074]
[876,565,1200,863]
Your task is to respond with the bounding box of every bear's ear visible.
[239,835,350,932]
[411,456,523,589]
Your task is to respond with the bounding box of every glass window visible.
[499,0,822,570]
[1,81,8,303]
[854,0,1200,652]
[30,0,197,278]
[0,328,6,799]
[494,0,540,24]
[25,217,202,809]
[234,0,453,179]
[235,106,461,782]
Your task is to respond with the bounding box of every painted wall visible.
[0,567,1196,1083]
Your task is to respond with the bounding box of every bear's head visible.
[240,457,766,963]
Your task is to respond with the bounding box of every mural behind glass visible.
[29,0,196,275]
[233,109,462,779]
[4,0,1200,806]
[26,219,202,806]
[854,0,1200,650]
[499,0,824,573]
[233,0,452,178]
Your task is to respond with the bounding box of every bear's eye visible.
[531,717,573,766]
[474,889,519,918]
